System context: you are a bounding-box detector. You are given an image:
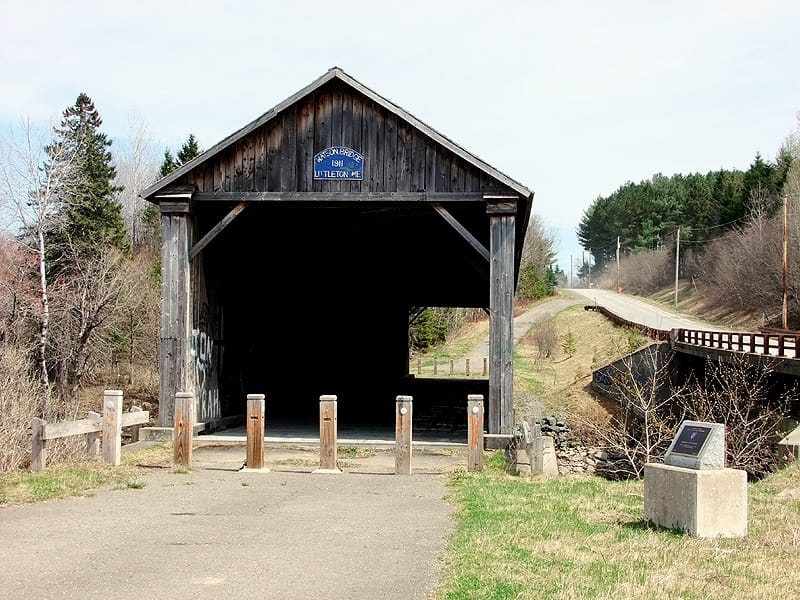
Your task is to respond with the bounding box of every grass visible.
[0,443,171,505]
[433,453,800,600]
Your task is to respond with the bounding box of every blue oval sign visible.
[313,146,364,180]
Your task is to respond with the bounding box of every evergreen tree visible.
[45,93,129,267]
[158,133,201,178]
[159,148,177,177]
[177,133,200,165]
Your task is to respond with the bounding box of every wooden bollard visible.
[246,394,267,470]
[433,357,438,375]
[395,395,413,475]
[174,391,194,468]
[315,395,340,472]
[467,395,484,472]
[417,358,422,375]
[465,358,471,377]
[449,359,454,376]
[102,390,123,467]
[482,357,488,376]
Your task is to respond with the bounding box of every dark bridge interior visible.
[200,201,490,429]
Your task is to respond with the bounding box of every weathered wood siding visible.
[177,80,516,196]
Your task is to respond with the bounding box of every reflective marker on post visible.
[395,395,413,475]
[467,394,484,472]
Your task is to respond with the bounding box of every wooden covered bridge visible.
[142,67,534,436]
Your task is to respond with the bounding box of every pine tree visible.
[46,93,129,268]
[177,133,200,165]
[159,148,177,177]
[158,133,201,178]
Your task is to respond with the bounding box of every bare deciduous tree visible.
[679,354,793,480]
[113,112,160,247]
[47,245,146,413]
[571,343,682,479]
[0,118,81,391]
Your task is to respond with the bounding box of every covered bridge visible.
[142,67,534,437]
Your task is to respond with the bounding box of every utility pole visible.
[783,195,788,329]
[570,255,573,289]
[616,236,620,293]
[674,227,680,308]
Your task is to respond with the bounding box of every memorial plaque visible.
[670,424,712,457]
[664,420,725,470]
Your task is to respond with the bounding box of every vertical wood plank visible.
[102,389,123,466]
[396,119,412,192]
[174,391,194,468]
[246,394,266,470]
[31,417,46,472]
[254,127,266,191]
[488,202,517,435]
[297,95,315,192]
[395,395,413,475]
[266,123,281,191]
[330,87,345,192]
[280,105,297,192]
[384,113,397,191]
[317,395,339,471]
[86,410,101,456]
[450,157,464,191]
[435,147,450,192]
[411,131,426,192]
[424,141,436,192]
[373,108,385,192]
[313,91,332,193]
[350,95,364,193]
[467,395,484,472]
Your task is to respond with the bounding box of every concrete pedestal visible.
[644,463,748,538]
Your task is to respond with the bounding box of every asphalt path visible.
[0,445,462,600]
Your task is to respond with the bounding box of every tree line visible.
[577,151,792,270]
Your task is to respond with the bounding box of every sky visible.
[1,0,799,274]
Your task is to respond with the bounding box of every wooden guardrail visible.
[583,305,671,340]
[675,329,800,358]
[31,390,149,471]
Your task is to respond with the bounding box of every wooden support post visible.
[87,411,101,456]
[31,417,46,472]
[174,391,194,468]
[395,395,413,475]
[158,196,193,427]
[467,395,485,472]
[102,390,123,466]
[487,199,516,436]
[465,358,471,377]
[128,406,143,443]
[246,394,266,470]
[483,357,488,377]
[315,395,340,473]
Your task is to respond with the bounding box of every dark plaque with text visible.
[671,424,712,457]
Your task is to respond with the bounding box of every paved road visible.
[0,445,464,600]
[569,288,724,331]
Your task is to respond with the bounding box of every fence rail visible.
[31,390,149,471]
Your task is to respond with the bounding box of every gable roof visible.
[142,67,532,201]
